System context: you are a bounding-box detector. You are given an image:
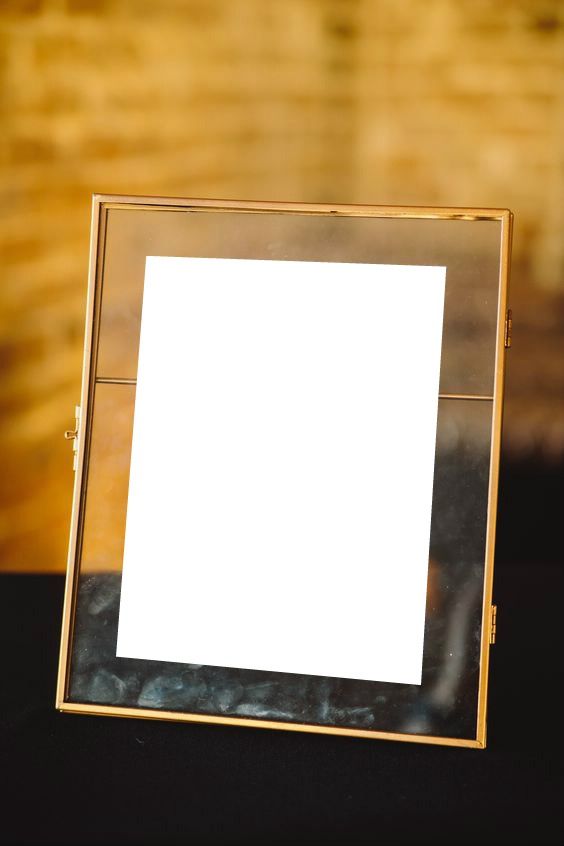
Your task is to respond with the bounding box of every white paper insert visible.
[116,257,446,685]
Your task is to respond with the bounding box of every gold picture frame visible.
[57,195,512,748]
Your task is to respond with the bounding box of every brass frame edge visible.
[57,195,511,748]
[474,209,513,748]
[93,193,510,221]
[56,701,483,748]
[56,195,106,705]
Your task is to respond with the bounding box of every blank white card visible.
[116,257,446,685]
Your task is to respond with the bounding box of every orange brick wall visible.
[1,0,563,570]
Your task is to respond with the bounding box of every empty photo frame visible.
[57,197,512,748]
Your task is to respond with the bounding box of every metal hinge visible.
[64,405,81,472]
[489,604,497,645]
[504,309,512,349]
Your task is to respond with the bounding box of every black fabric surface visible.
[0,457,562,846]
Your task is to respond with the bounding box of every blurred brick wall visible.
[1,0,563,570]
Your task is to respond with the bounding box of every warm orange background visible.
[1,0,563,572]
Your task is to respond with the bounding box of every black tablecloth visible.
[1,459,562,846]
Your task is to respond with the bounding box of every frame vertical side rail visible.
[56,197,108,706]
[475,210,513,747]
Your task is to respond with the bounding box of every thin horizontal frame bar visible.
[57,701,483,748]
[95,378,494,402]
[93,193,511,222]
[96,377,137,385]
[438,393,493,401]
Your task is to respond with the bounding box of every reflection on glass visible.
[71,392,492,740]
[79,383,135,573]
[96,209,501,395]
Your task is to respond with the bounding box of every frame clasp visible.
[489,604,498,645]
[504,309,512,349]
[64,405,81,472]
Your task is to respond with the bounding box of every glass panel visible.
[96,208,501,395]
[79,383,135,573]
[69,391,492,740]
